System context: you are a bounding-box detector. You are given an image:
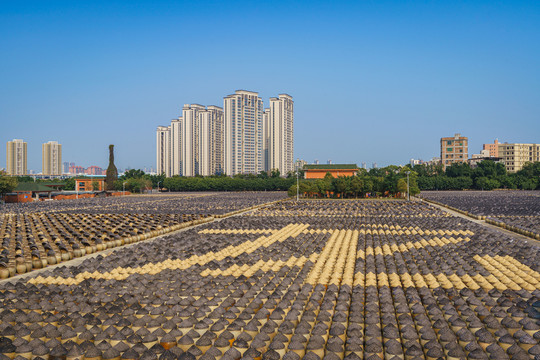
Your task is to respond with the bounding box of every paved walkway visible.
[420,198,540,246]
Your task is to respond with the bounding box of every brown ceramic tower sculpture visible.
[106,144,118,191]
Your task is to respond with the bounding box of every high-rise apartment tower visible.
[157,90,292,177]
[158,105,224,177]
[265,94,294,175]
[170,117,183,176]
[198,106,224,176]
[224,90,264,175]
[156,126,171,177]
[6,139,27,175]
[42,141,62,176]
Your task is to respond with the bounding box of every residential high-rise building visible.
[42,141,62,176]
[498,142,540,173]
[224,90,264,175]
[266,94,294,175]
[198,106,224,176]
[156,125,171,177]
[440,133,468,169]
[6,139,27,175]
[157,89,293,177]
[170,117,183,176]
[159,105,224,177]
[182,104,206,176]
[63,162,69,174]
[483,139,500,157]
[263,108,271,172]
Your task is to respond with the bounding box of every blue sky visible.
[1,1,539,172]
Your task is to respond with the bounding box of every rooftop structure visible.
[303,164,359,179]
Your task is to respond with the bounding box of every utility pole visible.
[296,159,300,201]
[406,171,411,201]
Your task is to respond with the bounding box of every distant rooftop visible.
[304,164,359,170]
[14,183,54,192]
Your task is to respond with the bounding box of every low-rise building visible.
[468,150,502,168]
[69,165,85,175]
[85,166,105,175]
[75,178,105,192]
[440,133,468,169]
[3,183,54,203]
[303,164,359,179]
[483,139,500,157]
[498,142,540,173]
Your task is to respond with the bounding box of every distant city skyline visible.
[158,90,294,177]
[2,1,539,171]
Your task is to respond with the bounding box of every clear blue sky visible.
[1,1,539,172]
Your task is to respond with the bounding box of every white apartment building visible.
[263,108,271,172]
[156,126,171,177]
[198,106,224,176]
[170,117,183,176]
[157,90,293,177]
[42,141,62,175]
[6,139,27,175]
[498,142,540,173]
[224,90,264,175]
[267,94,294,175]
[182,104,205,177]
[158,105,224,177]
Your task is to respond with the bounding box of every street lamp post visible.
[157,181,161,193]
[123,181,127,196]
[296,160,300,201]
[405,171,411,201]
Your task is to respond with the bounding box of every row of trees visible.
[413,161,540,190]
[3,160,539,198]
[289,167,421,198]
[164,173,295,192]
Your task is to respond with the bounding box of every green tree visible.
[270,169,281,178]
[475,177,500,190]
[397,178,408,197]
[63,178,75,190]
[350,176,363,198]
[16,175,34,183]
[288,184,298,197]
[315,179,331,197]
[0,172,18,195]
[361,176,374,195]
[332,176,351,198]
[446,162,472,178]
[122,169,146,179]
[299,180,313,197]
[92,181,100,191]
[123,178,152,193]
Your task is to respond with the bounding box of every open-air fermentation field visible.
[0,192,288,279]
[1,200,539,359]
[420,191,540,239]
[0,192,289,215]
